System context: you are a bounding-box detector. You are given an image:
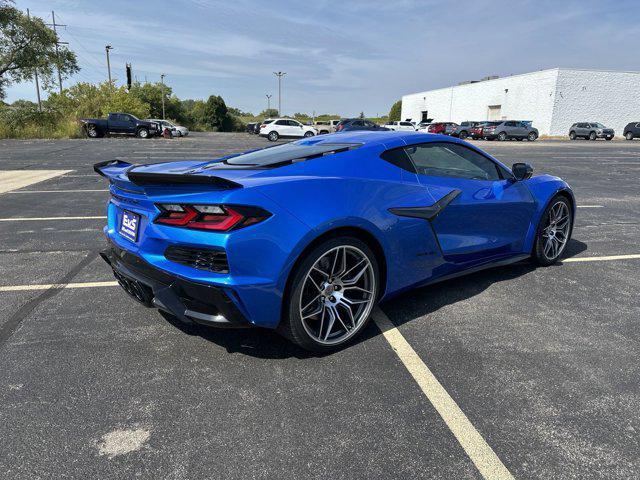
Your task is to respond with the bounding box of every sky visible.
[7,0,640,117]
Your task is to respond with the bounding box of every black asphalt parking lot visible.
[0,133,639,479]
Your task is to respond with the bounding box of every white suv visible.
[384,121,416,132]
[260,118,317,141]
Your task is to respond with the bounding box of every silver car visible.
[147,119,189,137]
[568,122,614,141]
[483,120,538,141]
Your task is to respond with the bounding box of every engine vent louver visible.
[164,246,229,274]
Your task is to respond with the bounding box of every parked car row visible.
[250,116,640,143]
[80,112,189,138]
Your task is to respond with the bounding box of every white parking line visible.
[6,189,108,194]
[577,205,604,208]
[373,308,514,480]
[563,253,640,262]
[0,281,118,292]
[0,170,73,194]
[0,216,106,222]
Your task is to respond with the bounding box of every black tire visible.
[626,132,634,141]
[86,125,100,138]
[280,236,379,352]
[497,132,507,141]
[527,131,537,142]
[304,131,315,137]
[267,131,279,142]
[458,131,468,140]
[137,128,150,139]
[589,131,597,141]
[532,195,573,266]
[569,131,576,140]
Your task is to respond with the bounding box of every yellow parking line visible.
[373,308,514,480]
[563,253,640,263]
[0,281,118,292]
[0,216,106,222]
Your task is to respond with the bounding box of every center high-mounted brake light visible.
[155,204,271,231]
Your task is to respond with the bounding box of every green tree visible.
[46,81,150,119]
[203,94,233,131]
[388,100,401,122]
[129,81,184,122]
[0,2,79,99]
[257,108,278,118]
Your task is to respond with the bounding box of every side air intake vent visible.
[164,246,229,274]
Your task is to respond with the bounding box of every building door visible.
[487,105,502,120]
[421,111,429,122]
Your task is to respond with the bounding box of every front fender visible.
[522,175,575,252]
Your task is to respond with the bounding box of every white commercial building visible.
[401,68,640,136]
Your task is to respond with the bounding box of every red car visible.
[427,122,458,135]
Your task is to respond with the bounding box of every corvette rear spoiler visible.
[93,160,242,189]
[93,159,133,177]
[126,171,242,189]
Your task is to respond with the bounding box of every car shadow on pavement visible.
[379,238,588,328]
[160,238,587,359]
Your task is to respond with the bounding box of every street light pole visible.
[273,72,286,116]
[160,74,166,120]
[266,94,272,113]
[105,45,113,82]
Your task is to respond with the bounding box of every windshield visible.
[207,141,362,168]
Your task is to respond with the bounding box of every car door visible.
[288,120,305,137]
[273,119,290,136]
[576,123,587,137]
[109,114,129,134]
[404,141,536,264]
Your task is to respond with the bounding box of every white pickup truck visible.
[313,119,341,134]
[384,121,416,132]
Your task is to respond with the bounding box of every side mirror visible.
[512,162,533,181]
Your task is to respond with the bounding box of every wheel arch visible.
[281,225,388,325]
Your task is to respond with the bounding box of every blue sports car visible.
[96,131,575,352]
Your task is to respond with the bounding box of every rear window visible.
[207,141,362,168]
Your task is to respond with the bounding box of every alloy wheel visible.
[541,201,570,260]
[298,245,376,345]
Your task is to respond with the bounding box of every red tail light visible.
[155,204,270,231]
[260,124,266,129]
[336,124,343,131]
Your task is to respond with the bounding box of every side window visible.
[403,142,501,181]
[275,120,287,126]
[353,120,364,126]
[505,121,516,127]
[636,123,640,128]
[380,148,416,173]
[400,122,412,126]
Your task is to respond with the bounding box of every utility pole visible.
[160,74,166,119]
[105,45,113,82]
[273,72,286,116]
[26,9,42,112]
[266,94,272,113]
[46,11,67,93]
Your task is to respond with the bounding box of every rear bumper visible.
[101,242,251,328]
